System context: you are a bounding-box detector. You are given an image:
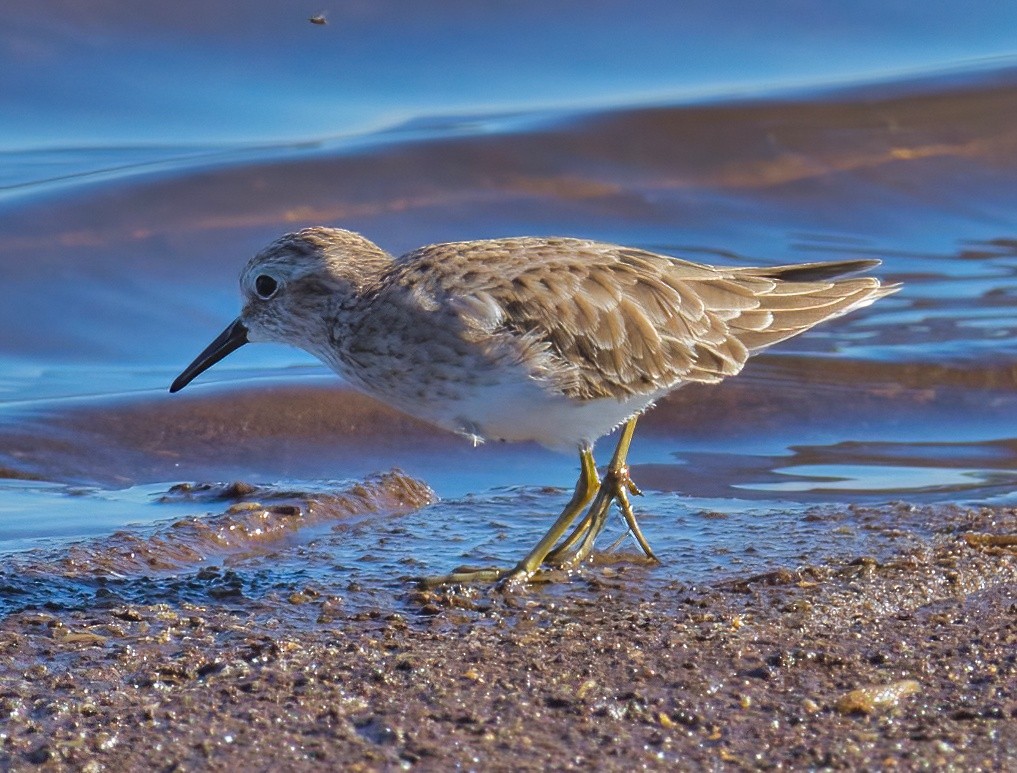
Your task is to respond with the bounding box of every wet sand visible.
[1,497,1014,769]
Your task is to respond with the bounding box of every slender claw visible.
[418,566,509,588]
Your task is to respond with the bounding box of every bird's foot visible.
[417,561,574,589]
[609,464,659,563]
[417,435,658,588]
[417,566,511,588]
[545,463,658,568]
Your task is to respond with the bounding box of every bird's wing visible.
[393,239,895,401]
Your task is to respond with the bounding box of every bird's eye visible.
[255,274,278,299]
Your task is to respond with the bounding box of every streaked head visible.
[169,227,391,393]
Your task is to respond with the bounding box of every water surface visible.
[2,2,1017,614]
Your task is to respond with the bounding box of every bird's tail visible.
[753,258,883,283]
[730,260,901,353]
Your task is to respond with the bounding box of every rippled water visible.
[2,2,1017,614]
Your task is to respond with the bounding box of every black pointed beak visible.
[169,318,249,393]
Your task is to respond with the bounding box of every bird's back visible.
[378,238,899,402]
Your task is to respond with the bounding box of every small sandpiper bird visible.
[171,228,899,585]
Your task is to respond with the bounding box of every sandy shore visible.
[1,500,1014,770]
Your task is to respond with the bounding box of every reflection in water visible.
[738,464,1017,493]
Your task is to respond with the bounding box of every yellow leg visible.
[543,451,601,563]
[544,510,595,564]
[420,417,657,588]
[614,479,658,561]
[501,447,600,581]
[550,417,657,567]
[419,447,599,587]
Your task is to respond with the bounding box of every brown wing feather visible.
[392,238,898,401]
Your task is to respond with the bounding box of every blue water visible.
[1,1,1016,609]
[5,2,1017,179]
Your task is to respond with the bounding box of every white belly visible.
[389,365,669,453]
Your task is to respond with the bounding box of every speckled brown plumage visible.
[173,227,899,451]
[381,237,894,401]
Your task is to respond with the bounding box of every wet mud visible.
[1,500,1014,770]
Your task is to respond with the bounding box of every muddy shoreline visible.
[2,500,1014,770]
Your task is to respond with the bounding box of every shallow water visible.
[2,2,1017,615]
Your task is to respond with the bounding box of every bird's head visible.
[169,227,391,393]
